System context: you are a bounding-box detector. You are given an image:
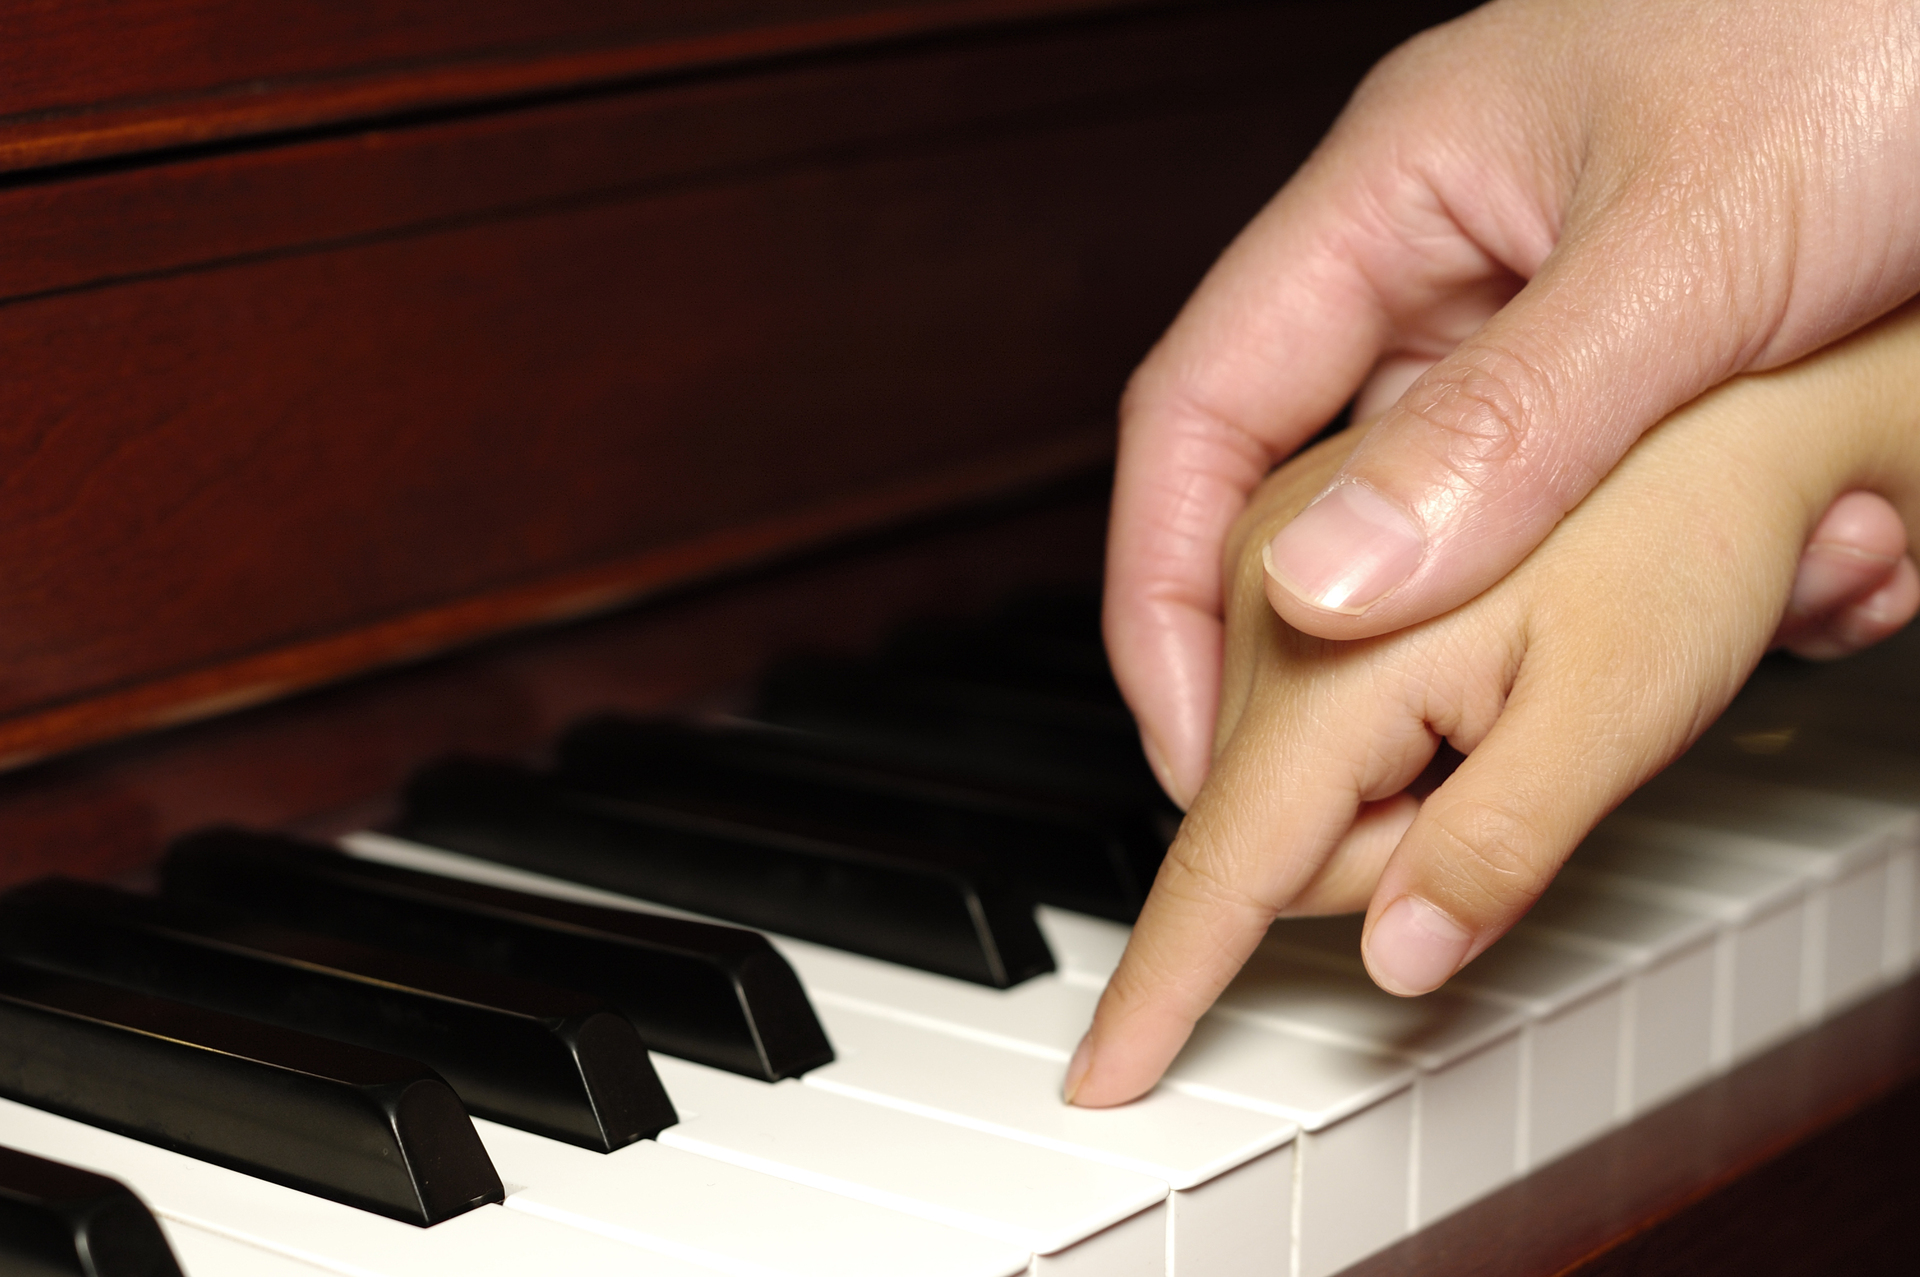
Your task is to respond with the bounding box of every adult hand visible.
[1105,0,1920,808]
[1073,301,1920,1109]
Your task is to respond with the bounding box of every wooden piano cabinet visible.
[5,0,1900,1271]
[0,0,1471,775]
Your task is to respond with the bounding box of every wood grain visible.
[0,0,1467,770]
[0,0,1170,173]
[0,477,1113,889]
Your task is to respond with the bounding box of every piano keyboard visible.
[1,599,1916,1277]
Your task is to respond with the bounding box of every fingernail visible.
[1138,730,1190,810]
[1063,1032,1094,1105]
[1366,895,1471,995]
[1264,483,1425,615]
[1788,543,1898,619]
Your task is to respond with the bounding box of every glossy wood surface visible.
[0,0,1160,172]
[0,481,1112,890]
[0,0,1468,772]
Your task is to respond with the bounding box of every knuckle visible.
[1392,344,1558,499]
[1418,796,1555,923]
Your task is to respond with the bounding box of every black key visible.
[0,963,501,1227]
[0,879,673,1153]
[558,717,1160,921]
[753,656,1167,809]
[0,1145,182,1277]
[392,758,1055,988]
[163,829,834,1081]
[882,622,1126,708]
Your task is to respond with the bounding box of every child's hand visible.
[1069,300,1920,1108]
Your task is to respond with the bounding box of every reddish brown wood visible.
[0,0,1172,173]
[1339,970,1920,1276]
[0,478,1112,889]
[0,0,1467,771]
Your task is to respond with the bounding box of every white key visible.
[802,1003,1295,1277]
[1681,737,1920,972]
[479,1122,1029,1277]
[160,1222,342,1277]
[1263,914,1629,1172]
[1572,821,1810,1064]
[652,1054,1166,1265]
[1037,907,1132,985]
[0,1096,727,1277]
[1638,764,1918,993]
[343,835,1317,1276]
[801,911,1420,1276]
[778,936,1410,1129]
[1220,944,1526,1230]
[1515,878,1720,1113]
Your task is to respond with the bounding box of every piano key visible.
[778,938,1410,1277]
[773,935,1411,1131]
[0,878,673,1153]
[1513,877,1721,1111]
[326,837,1305,1275]
[1261,914,1629,1170]
[1602,807,1888,1020]
[1218,946,1527,1230]
[393,757,1055,988]
[167,828,832,1083]
[1567,821,1812,1064]
[556,716,1160,922]
[880,620,1126,708]
[752,657,1164,809]
[1687,734,1920,974]
[651,1055,1167,1269]
[0,1095,728,1277]
[158,1222,339,1277]
[799,1004,1295,1277]
[1629,763,1918,994]
[0,962,502,1228]
[475,1121,1034,1277]
[0,1144,182,1277]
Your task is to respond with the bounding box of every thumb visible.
[1261,213,1775,642]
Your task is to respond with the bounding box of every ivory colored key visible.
[801,1004,1296,1277]
[1262,914,1629,1170]
[0,1096,727,1277]
[1628,764,1918,996]
[1567,822,1811,1067]
[1514,876,1722,1112]
[1221,945,1528,1234]
[333,834,1313,1277]
[776,933,1412,1277]
[653,1056,1167,1274]
[1686,718,1920,972]
[158,1223,343,1277]
[477,1121,1033,1277]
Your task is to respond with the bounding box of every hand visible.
[1072,300,1920,1107]
[1106,0,1920,806]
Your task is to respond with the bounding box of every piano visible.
[0,1,1915,1274]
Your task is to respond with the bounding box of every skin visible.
[1106,0,1920,812]
[1069,299,1920,1108]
